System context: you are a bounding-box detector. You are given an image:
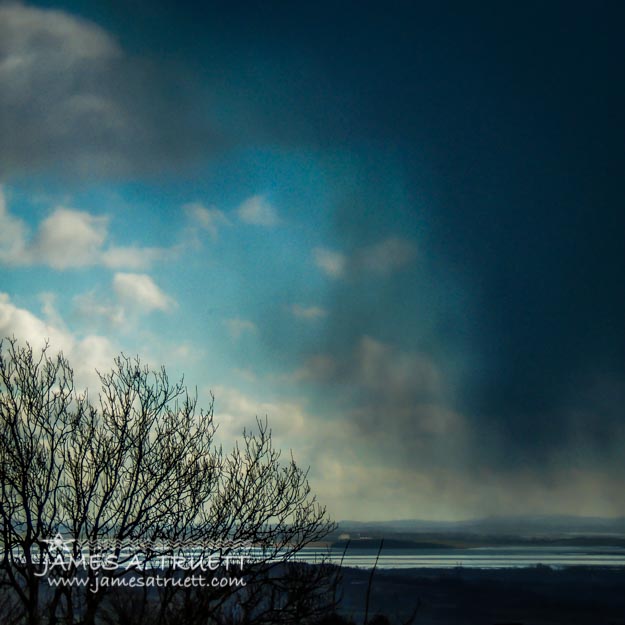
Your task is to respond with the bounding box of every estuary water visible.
[295,545,625,569]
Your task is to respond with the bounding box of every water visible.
[294,545,625,569]
[22,543,625,572]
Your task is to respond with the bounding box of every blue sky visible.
[1,1,624,521]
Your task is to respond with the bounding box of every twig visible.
[363,538,384,625]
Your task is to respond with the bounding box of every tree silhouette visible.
[0,338,337,625]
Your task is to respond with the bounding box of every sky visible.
[0,0,624,521]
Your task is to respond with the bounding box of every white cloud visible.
[75,274,176,330]
[113,273,176,314]
[0,189,172,270]
[313,247,346,278]
[313,237,416,279]
[100,245,171,270]
[0,292,116,390]
[32,208,108,269]
[224,317,257,340]
[211,385,308,440]
[0,293,67,353]
[73,291,126,327]
[71,334,119,382]
[169,342,205,364]
[236,195,279,226]
[205,382,445,521]
[39,291,66,330]
[291,304,328,320]
[185,202,230,240]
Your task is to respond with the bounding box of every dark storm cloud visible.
[0,3,222,179]
[407,6,625,468]
[226,0,625,473]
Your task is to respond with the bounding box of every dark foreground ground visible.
[336,566,625,625]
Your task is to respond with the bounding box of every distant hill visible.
[330,538,455,550]
[329,515,625,547]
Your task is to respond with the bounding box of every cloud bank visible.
[0,3,218,179]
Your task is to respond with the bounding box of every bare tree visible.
[0,339,79,625]
[0,338,336,625]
